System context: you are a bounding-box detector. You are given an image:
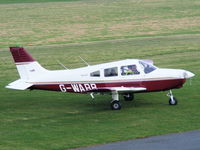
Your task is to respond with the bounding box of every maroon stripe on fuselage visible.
[30,78,186,93]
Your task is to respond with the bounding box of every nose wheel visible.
[167,90,178,105]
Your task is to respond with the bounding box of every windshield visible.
[139,61,157,74]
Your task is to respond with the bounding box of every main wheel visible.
[169,97,178,105]
[123,93,134,101]
[111,100,121,110]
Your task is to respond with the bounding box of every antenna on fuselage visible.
[79,56,90,66]
[56,60,68,70]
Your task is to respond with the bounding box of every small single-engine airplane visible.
[6,47,195,110]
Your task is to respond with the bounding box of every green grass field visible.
[0,0,200,150]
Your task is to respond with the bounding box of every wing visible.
[105,87,146,93]
[5,79,33,90]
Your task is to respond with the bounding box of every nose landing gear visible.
[167,90,178,105]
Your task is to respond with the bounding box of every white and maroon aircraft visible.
[6,47,195,110]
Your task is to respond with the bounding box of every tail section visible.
[10,47,35,63]
[6,47,48,90]
[6,79,33,90]
[9,47,48,80]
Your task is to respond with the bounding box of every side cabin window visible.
[104,67,118,77]
[121,65,140,76]
[90,70,100,77]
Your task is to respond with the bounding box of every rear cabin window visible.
[104,67,118,77]
[121,65,140,76]
[90,70,100,77]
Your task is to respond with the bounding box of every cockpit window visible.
[104,67,118,77]
[121,65,140,76]
[90,70,100,77]
[139,61,157,74]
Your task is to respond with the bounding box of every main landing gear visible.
[110,92,134,110]
[111,91,121,110]
[167,90,178,105]
[123,93,134,101]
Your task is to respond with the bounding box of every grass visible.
[0,35,200,150]
[0,0,200,150]
[0,0,79,4]
[1,0,200,48]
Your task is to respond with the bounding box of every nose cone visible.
[183,71,195,79]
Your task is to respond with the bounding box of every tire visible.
[111,100,121,110]
[169,97,178,105]
[123,93,134,101]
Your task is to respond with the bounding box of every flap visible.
[5,79,33,90]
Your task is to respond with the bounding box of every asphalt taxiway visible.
[79,130,200,150]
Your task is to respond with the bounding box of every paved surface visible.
[80,130,200,150]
